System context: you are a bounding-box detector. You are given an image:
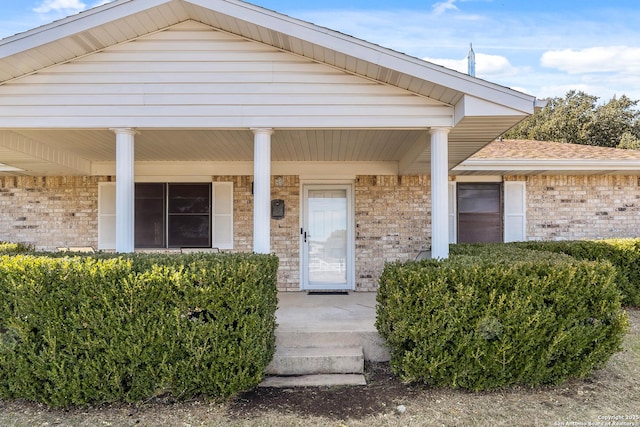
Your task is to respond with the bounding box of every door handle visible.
[301,228,310,243]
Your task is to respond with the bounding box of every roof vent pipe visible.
[467,43,476,77]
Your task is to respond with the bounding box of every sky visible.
[1,0,639,103]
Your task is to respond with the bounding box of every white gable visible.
[0,21,452,129]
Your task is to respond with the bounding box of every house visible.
[0,0,542,292]
[451,139,640,243]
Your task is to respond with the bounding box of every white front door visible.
[301,184,354,290]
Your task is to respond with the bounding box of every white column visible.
[111,128,136,253]
[252,128,273,254]
[430,127,451,259]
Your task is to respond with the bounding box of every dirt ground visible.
[1,309,638,427]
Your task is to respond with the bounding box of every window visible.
[98,182,233,250]
[457,183,502,243]
[135,183,212,248]
[447,180,527,244]
[135,183,166,247]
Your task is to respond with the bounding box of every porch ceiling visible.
[0,128,488,176]
[8,129,427,162]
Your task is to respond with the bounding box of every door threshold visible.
[307,290,349,295]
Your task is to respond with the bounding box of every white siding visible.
[504,181,527,242]
[0,21,453,129]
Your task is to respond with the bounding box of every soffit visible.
[9,129,426,162]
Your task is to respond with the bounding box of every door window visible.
[302,185,354,290]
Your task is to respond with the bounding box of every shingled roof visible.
[473,139,640,160]
[454,139,640,175]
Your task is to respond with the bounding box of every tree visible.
[505,91,640,149]
[586,95,640,148]
[617,132,640,150]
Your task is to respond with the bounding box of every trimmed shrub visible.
[376,248,628,391]
[511,239,640,307]
[0,253,278,407]
[0,241,33,254]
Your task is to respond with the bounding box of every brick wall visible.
[270,176,301,291]
[3,173,637,291]
[524,175,640,240]
[355,175,431,291]
[216,174,432,291]
[213,175,301,291]
[0,176,112,250]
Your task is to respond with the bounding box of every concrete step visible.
[266,345,364,376]
[275,330,390,362]
[260,374,367,388]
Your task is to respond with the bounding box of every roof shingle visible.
[472,139,640,161]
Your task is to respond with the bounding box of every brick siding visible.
[523,175,640,240]
[1,174,638,291]
[354,175,431,291]
[0,176,112,251]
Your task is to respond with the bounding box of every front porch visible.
[0,1,539,271]
[262,291,389,387]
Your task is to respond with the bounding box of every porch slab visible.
[274,292,390,362]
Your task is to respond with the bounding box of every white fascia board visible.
[453,175,503,182]
[454,159,640,172]
[381,56,536,112]
[455,94,532,125]
[0,0,172,58]
[187,0,537,111]
[0,115,454,130]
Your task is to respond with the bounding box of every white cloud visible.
[432,0,459,15]
[541,46,640,75]
[33,0,86,14]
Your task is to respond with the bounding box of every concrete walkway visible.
[262,292,389,387]
[274,291,390,362]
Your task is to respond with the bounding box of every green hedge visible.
[0,241,33,254]
[509,239,640,307]
[0,252,278,407]
[376,247,628,391]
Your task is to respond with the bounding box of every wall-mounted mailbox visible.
[271,199,285,219]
